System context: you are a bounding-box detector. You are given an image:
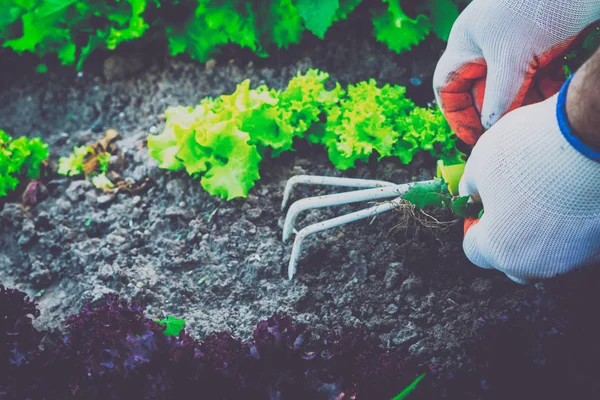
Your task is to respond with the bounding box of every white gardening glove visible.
[433,0,600,145]
[458,76,600,284]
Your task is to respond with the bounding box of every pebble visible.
[245,208,263,221]
[384,262,408,290]
[97,194,114,206]
[91,119,103,133]
[106,233,126,246]
[132,195,142,206]
[30,264,54,287]
[85,190,98,203]
[410,77,422,86]
[100,247,114,259]
[97,264,116,281]
[385,304,399,315]
[470,278,493,296]
[392,326,418,346]
[65,180,92,202]
[18,220,36,246]
[149,126,158,134]
[165,179,186,201]
[55,198,72,213]
[165,206,195,220]
[399,274,425,295]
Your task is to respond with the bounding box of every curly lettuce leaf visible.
[148,69,460,201]
[91,173,115,190]
[425,0,459,41]
[278,69,343,138]
[394,106,463,164]
[295,0,339,39]
[3,0,148,68]
[149,81,271,200]
[147,104,213,171]
[372,0,431,54]
[167,0,259,62]
[334,0,362,21]
[321,79,414,170]
[257,0,304,49]
[58,145,93,176]
[199,120,261,201]
[0,130,49,197]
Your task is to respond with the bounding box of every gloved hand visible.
[457,74,600,284]
[433,0,600,145]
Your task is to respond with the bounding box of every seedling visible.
[155,316,186,336]
[58,129,122,191]
[0,129,48,198]
[282,160,480,279]
[391,373,426,400]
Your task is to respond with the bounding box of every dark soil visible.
[0,23,541,385]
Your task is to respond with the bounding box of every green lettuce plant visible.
[1,0,467,69]
[2,0,148,69]
[0,129,48,197]
[58,145,114,190]
[148,69,463,201]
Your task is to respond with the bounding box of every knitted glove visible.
[458,75,600,284]
[433,0,600,145]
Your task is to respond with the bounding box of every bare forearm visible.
[566,47,600,151]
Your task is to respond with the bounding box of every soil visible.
[0,21,536,383]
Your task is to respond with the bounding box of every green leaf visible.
[295,0,340,39]
[394,106,463,166]
[334,0,362,21]
[97,152,111,174]
[451,196,484,218]
[257,0,304,49]
[156,316,186,336]
[321,79,413,169]
[451,195,470,217]
[3,0,149,69]
[0,130,48,197]
[199,121,262,200]
[148,68,460,202]
[372,0,431,54]
[91,173,114,190]
[58,145,92,176]
[166,0,259,62]
[392,373,426,400]
[147,105,206,171]
[401,179,451,209]
[426,0,459,41]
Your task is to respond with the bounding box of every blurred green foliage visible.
[0,0,467,70]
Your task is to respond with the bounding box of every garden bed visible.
[1,20,599,400]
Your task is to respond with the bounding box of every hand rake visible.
[280,161,465,280]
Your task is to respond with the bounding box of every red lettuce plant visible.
[0,288,429,399]
[0,284,43,396]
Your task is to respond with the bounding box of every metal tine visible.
[287,195,403,280]
[282,181,432,243]
[281,175,394,211]
[286,179,436,280]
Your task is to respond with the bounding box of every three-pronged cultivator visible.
[281,175,436,280]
